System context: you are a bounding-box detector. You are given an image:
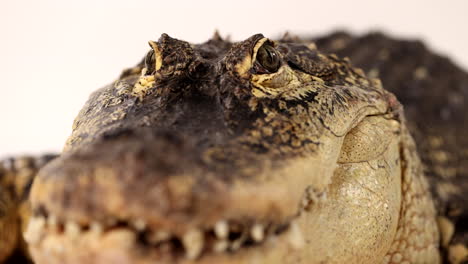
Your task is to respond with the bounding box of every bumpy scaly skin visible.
[1,32,466,264]
[0,155,56,263]
[313,32,468,263]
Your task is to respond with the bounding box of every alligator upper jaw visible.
[25,212,310,264]
[25,207,309,263]
[26,155,324,262]
[27,128,341,262]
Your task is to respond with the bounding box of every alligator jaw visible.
[25,123,341,264]
[25,208,311,264]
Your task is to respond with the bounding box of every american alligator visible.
[0,31,466,264]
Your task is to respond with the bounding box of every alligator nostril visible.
[101,128,135,141]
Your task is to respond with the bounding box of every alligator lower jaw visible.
[25,214,307,264]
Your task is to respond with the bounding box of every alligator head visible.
[25,33,437,263]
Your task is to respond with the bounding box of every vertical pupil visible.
[263,47,273,64]
[266,47,275,64]
[265,49,272,63]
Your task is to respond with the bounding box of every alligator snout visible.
[32,128,229,229]
[27,127,308,262]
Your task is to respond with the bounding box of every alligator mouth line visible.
[25,186,323,261]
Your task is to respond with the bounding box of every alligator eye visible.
[145,49,156,74]
[255,43,281,73]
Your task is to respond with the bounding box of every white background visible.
[1,0,467,156]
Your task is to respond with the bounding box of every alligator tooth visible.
[287,222,304,249]
[213,240,228,252]
[104,229,136,248]
[105,217,118,227]
[90,222,103,236]
[319,192,327,202]
[65,221,81,240]
[133,219,146,231]
[24,217,45,244]
[182,229,204,260]
[214,220,228,239]
[230,239,242,251]
[47,215,59,232]
[251,224,264,242]
[147,231,170,244]
[230,230,247,251]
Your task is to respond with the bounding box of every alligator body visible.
[0,32,466,264]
